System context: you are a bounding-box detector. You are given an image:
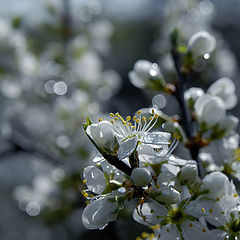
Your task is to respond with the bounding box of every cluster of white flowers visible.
[82,29,240,240]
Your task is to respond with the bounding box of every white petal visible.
[182,221,214,240]
[155,224,181,239]
[83,166,106,194]
[82,198,117,229]
[133,200,167,226]
[118,136,138,159]
[141,132,171,145]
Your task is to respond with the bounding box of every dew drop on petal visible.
[99,223,108,230]
[203,53,210,59]
[118,187,126,193]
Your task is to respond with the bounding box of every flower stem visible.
[171,39,203,177]
[103,154,133,176]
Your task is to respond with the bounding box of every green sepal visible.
[176,223,183,233]
[82,116,93,130]
[185,214,198,222]
[160,218,170,226]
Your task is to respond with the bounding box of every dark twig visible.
[171,49,193,140]
[104,154,133,177]
[170,34,203,177]
[0,131,61,166]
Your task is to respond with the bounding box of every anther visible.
[126,116,131,121]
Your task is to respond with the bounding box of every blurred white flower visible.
[129,60,163,89]
[188,31,216,58]
[184,87,204,103]
[207,77,238,109]
[194,94,226,127]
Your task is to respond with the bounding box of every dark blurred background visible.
[0,0,240,239]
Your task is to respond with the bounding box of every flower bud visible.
[207,77,237,110]
[152,186,180,204]
[201,172,228,199]
[194,94,226,127]
[86,120,118,152]
[178,164,198,184]
[188,31,216,58]
[184,87,204,103]
[131,168,152,187]
[128,60,163,89]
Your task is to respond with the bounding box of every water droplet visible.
[99,223,108,230]
[203,53,210,59]
[118,187,126,193]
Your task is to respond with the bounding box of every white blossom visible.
[207,77,238,110]
[188,31,216,58]
[86,120,118,152]
[194,94,226,127]
[128,60,163,89]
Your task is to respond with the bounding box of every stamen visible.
[98,118,103,122]
[167,139,179,156]
[126,116,131,121]
[201,208,205,213]
[137,110,142,115]
[110,113,114,118]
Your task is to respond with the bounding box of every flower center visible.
[109,109,159,141]
[169,208,185,224]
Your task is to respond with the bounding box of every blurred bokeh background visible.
[0,0,240,239]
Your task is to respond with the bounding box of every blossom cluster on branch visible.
[81,30,240,240]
